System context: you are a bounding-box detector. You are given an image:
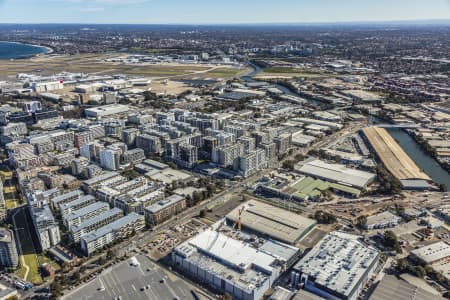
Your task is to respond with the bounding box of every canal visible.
[386,128,450,187]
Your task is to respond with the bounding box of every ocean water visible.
[0,41,48,59]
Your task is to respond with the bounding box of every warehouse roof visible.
[366,211,401,227]
[411,241,450,264]
[226,200,316,244]
[292,289,325,300]
[296,159,375,189]
[369,275,441,300]
[294,232,379,299]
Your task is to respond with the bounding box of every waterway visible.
[386,128,450,187]
[0,41,50,59]
[243,62,320,107]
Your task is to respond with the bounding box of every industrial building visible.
[296,159,376,190]
[365,211,401,230]
[84,104,130,118]
[292,232,379,300]
[410,241,450,265]
[226,200,316,245]
[173,228,299,300]
[369,275,441,300]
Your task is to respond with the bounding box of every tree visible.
[383,230,401,253]
[439,183,448,192]
[282,160,296,171]
[412,266,426,278]
[50,281,63,298]
[106,249,115,259]
[193,191,203,203]
[199,210,206,218]
[314,210,337,224]
[375,166,402,195]
[186,194,193,207]
[396,258,409,273]
[294,153,305,162]
[356,215,367,228]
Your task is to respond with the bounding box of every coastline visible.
[0,40,54,59]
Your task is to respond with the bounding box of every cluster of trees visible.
[308,149,341,163]
[314,210,337,224]
[282,153,306,171]
[200,98,251,113]
[396,258,426,278]
[382,230,401,253]
[375,166,402,195]
[397,258,448,284]
[143,91,173,110]
[356,215,367,228]
[185,178,224,207]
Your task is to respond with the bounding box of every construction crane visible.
[236,204,248,231]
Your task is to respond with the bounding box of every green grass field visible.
[202,67,243,78]
[5,199,17,209]
[13,208,43,285]
[0,170,12,180]
[255,66,323,79]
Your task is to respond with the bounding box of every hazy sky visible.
[0,0,449,24]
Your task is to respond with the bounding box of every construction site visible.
[361,127,431,183]
[145,219,209,260]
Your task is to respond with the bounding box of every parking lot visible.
[62,255,199,300]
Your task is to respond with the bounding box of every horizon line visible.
[0,18,449,26]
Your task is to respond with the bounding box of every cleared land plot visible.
[362,127,430,181]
